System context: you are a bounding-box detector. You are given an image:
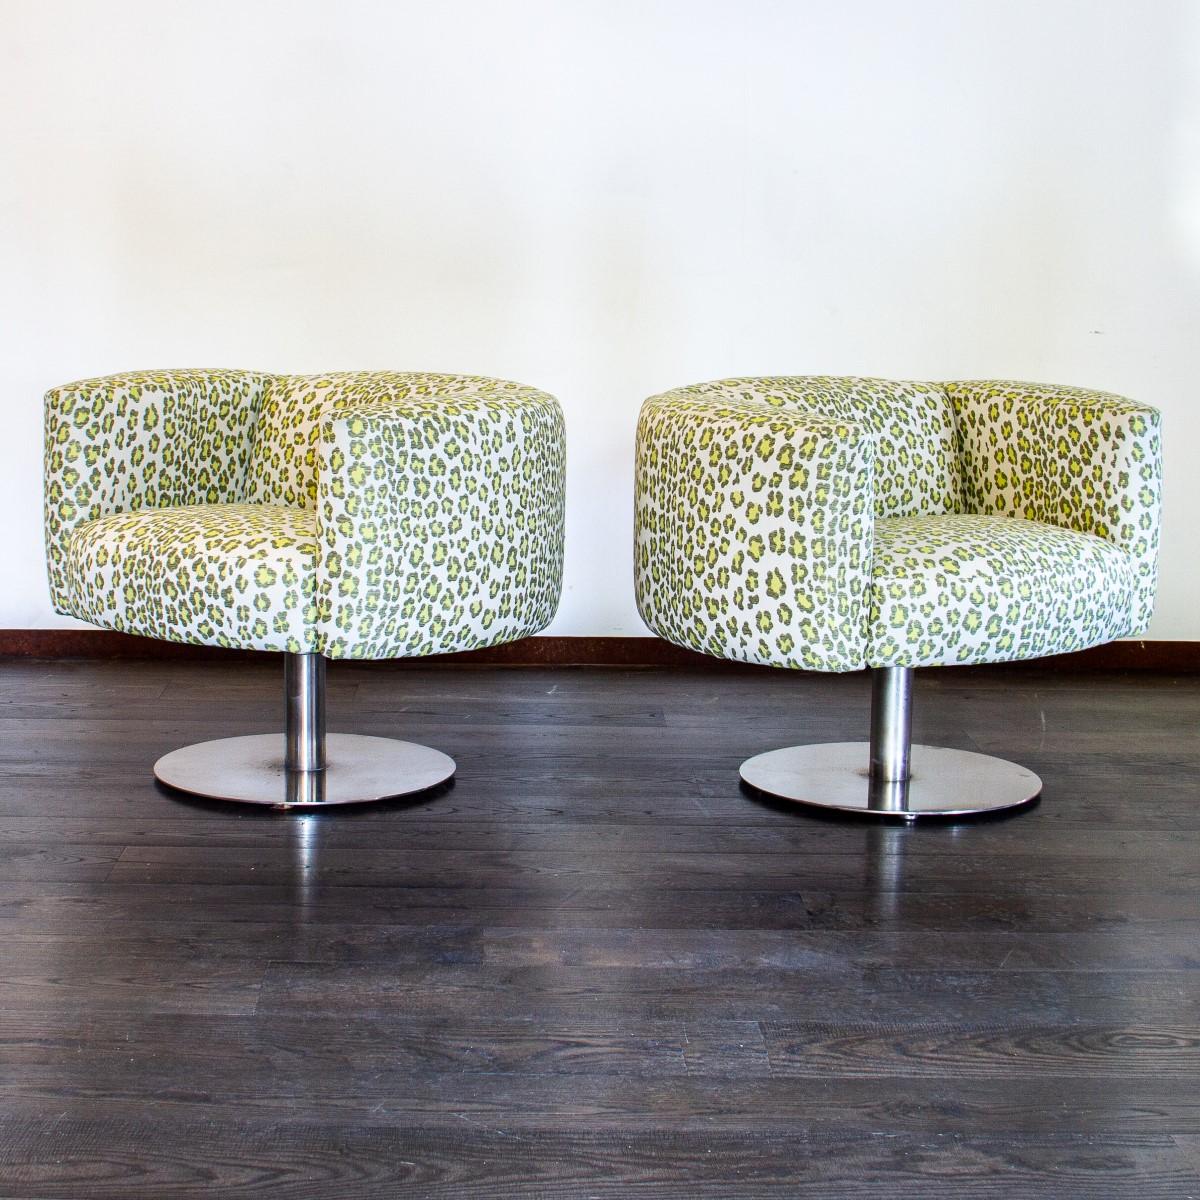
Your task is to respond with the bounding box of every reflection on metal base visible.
[154,733,455,808]
[740,742,1040,820]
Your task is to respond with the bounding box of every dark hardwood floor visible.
[0,658,1198,1198]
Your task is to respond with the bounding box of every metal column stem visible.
[285,653,326,774]
[869,666,914,785]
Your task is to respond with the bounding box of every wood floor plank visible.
[760,1021,1200,1078]
[0,1120,1194,1199]
[1174,1136,1200,1176]
[254,961,1200,1025]
[0,844,118,881]
[0,1070,1199,1135]
[0,1011,696,1078]
[4,926,1197,971]
[5,880,1200,933]
[9,813,1192,859]
[103,843,1200,896]
[0,953,263,1016]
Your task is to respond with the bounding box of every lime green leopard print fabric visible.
[946,380,1161,632]
[635,388,876,671]
[868,514,1135,668]
[44,369,271,614]
[635,377,1161,671]
[45,370,565,658]
[300,373,565,659]
[66,503,319,652]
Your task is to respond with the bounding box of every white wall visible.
[2,0,1197,639]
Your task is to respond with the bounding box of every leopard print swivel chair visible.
[45,370,565,807]
[634,377,1162,819]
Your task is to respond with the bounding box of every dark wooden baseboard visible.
[0,629,1195,671]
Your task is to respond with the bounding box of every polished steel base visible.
[154,733,456,808]
[740,741,1041,819]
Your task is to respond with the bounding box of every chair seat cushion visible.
[867,514,1136,668]
[64,503,319,652]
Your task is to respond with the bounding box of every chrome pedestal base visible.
[154,733,456,808]
[740,742,1041,820]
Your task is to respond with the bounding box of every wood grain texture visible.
[0,659,1198,1197]
[0,1121,1195,1199]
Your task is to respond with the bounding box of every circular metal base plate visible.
[740,742,1040,819]
[154,733,456,808]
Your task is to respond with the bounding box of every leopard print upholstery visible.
[868,514,1136,668]
[44,369,271,614]
[305,373,565,659]
[946,380,1161,632]
[635,387,875,671]
[45,370,566,659]
[66,503,319,652]
[635,377,1162,671]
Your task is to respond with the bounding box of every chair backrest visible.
[243,374,338,508]
[705,376,964,517]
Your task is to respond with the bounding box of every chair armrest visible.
[635,389,875,670]
[944,380,1163,632]
[315,383,565,659]
[43,369,271,614]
